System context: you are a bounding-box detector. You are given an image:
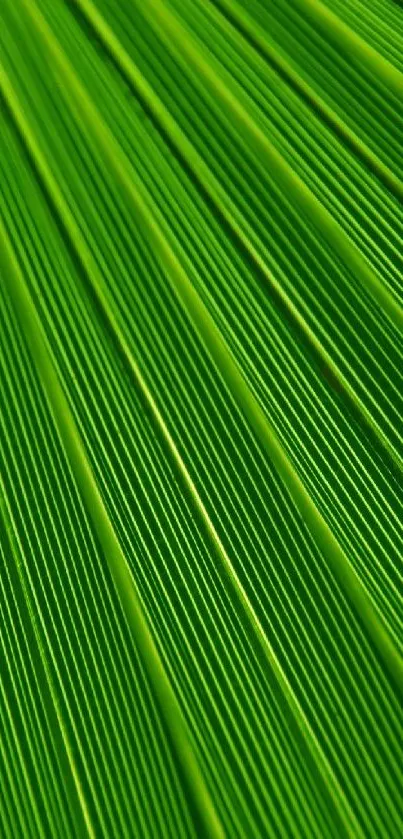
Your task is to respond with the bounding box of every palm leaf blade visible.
[0,0,402,836]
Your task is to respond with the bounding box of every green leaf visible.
[0,0,402,836]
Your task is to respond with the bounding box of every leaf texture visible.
[0,0,402,837]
